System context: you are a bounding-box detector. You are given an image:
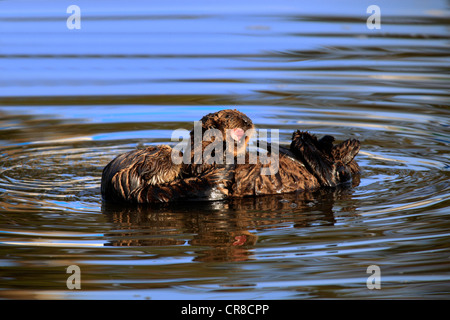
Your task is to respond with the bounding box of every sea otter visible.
[101,109,360,203]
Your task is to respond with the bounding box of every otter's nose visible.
[230,128,245,141]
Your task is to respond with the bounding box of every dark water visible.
[0,0,449,299]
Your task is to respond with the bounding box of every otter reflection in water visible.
[101,109,361,204]
[102,185,359,262]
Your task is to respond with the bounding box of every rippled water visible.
[0,0,449,299]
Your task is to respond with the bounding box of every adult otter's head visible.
[192,109,255,157]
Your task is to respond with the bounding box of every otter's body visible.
[101,110,360,204]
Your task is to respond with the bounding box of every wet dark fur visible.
[289,131,360,187]
[101,110,361,203]
[101,145,234,203]
[228,131,360,197]
[101,109,252,203]
[101,145,180,203]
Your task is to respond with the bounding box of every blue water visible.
[0,0,449,300]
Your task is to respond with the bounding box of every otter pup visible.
[101,109,254,203]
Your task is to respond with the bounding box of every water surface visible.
[0,0,449,299]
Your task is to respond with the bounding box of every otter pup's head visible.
[192,109,255,157]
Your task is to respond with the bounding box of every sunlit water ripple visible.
[0,0,449,299]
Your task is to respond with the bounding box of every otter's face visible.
[205,109,254,146]
[229,127,245,142]
[201,109,255,156]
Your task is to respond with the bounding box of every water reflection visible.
[0,0,449,299]
[102,184,359,262]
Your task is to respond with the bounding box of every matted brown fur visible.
[101,109,253,203]
[101,109,361,203]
